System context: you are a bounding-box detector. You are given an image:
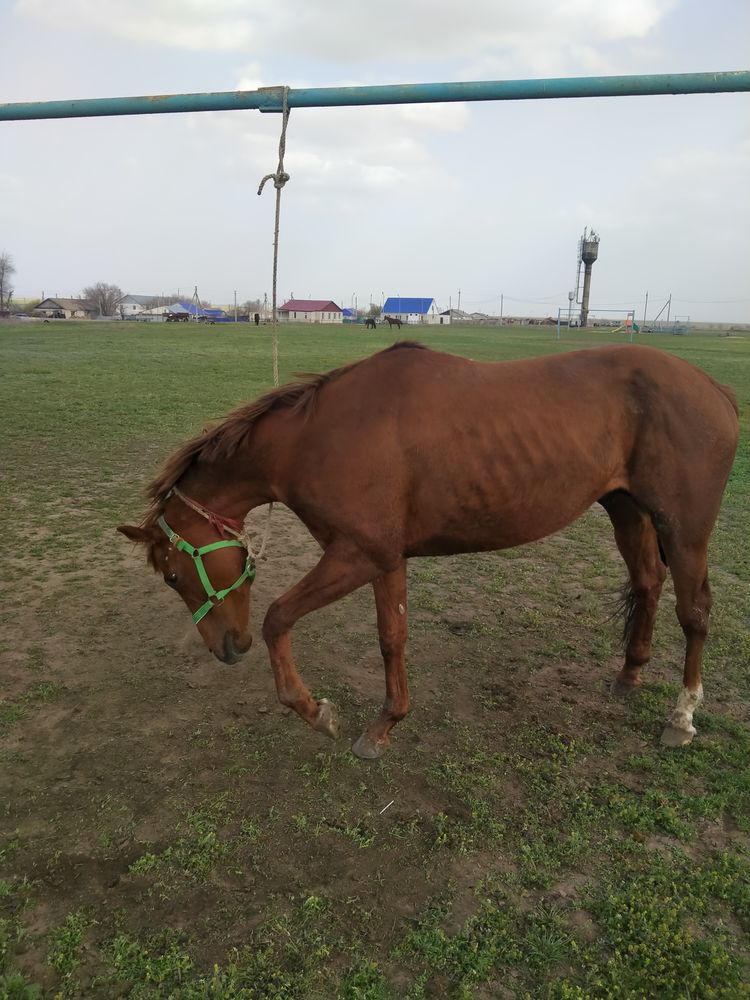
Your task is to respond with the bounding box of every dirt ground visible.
[2,487,748,998]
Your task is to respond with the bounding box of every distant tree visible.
[367,303,382,318]
[0,252,16,311]
[82,282,123,317]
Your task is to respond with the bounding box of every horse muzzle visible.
[214,631,252,665]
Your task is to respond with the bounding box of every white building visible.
[278,299,343,324]
[116,294,156,318]
[382,297,443,324]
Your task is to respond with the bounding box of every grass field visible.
[1,320,748,999]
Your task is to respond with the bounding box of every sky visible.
[1,0,749,323]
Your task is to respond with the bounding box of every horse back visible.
[266,344,738,556]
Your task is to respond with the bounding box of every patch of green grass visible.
[48,910,91,978]
[129,794,235,884]
[550,850,750,999]
[399,894,523,997]
[0,972,42,999]
[102,895,385,999]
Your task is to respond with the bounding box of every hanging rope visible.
[257,85,291,390]
[252,87,292,558]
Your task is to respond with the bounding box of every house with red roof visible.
[278,299,342,324]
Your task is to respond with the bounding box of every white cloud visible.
[15,0,677,58]
[199,89,469,200]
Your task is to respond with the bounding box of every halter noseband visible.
[158,489,256,625]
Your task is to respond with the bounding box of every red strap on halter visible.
[205,508,244,538]
[171,488,244,539]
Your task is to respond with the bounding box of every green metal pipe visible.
[1,71,749,122]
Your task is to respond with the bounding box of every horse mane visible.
[145,341,428,520]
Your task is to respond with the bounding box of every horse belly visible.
[404,426,620,556]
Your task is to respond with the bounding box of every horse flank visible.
[145,341,428,520]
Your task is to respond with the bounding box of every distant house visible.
[33,297,96,319]
[116,294,155,318]
[278,299,343,324]
[383,297,442,325]
[174,301,226,320]
[133,300,229,323]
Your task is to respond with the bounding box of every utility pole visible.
[234,290,237,323]
[500,293,503,325]
[642,291,648,328]
[666,293,672,325]
[457,288,461,313]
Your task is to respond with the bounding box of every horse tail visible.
[611,530,667,650]
[612,583,638,650]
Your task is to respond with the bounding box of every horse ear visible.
[117,524,151,544]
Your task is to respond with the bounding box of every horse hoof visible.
[610,678,640,698]
[352,732,388,760]
[313,699,340,740]
[660,724,695,748]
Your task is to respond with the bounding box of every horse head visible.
[118,496,254,664]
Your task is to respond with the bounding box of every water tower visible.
[575,227,600,327]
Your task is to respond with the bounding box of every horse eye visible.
[165,572,178,587]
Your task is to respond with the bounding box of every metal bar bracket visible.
[256,87,287,114]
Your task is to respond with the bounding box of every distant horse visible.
[384,316,402,329]
[119,343,738,759]
[364,317,377,330]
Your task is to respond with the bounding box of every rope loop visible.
[239,501,274,562]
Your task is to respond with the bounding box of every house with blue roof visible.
[166,301,229,321]
[382,297,447,325]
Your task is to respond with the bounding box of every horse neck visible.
[180,443,276,522]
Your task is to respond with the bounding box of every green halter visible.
[158,515,256,625]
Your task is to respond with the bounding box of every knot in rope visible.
[257,169,289,195]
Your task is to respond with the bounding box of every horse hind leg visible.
[601,491,666,693]
[659,539,711,747]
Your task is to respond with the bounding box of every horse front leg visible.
[352,562,409,760]
[261,542,382,741]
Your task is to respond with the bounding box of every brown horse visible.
[384,316,402,329]
[118,343,738,758]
